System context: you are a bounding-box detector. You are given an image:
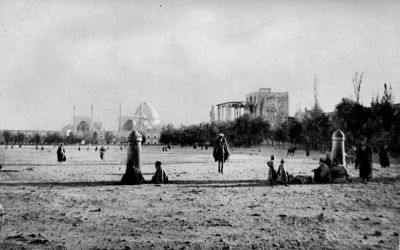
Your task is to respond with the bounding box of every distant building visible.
[215,88,289,128]
[246,88,289,128]
[116,102,162,145]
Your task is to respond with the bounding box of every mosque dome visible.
[134,102,161,126]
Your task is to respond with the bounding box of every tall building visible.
[215,88,289,128]
[246,88,289,128]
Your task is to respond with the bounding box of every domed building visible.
[118,102,162,144]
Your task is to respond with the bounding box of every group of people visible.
[56,144,109,162]
[212,134,391,185]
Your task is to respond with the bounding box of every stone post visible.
[121,130,145,184]
[331,129,346,166]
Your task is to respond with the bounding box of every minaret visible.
[90,104,93,132]
[119,104,122,132]
[73,105,76,134]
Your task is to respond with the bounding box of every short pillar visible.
[331,129,346,166]
[121,130,145,184]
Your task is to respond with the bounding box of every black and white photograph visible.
[0,0,399,249]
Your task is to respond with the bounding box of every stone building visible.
[215,88,289,128]
[62,105,104,140]
[246,88,289,128]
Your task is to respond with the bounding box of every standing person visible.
[355,137,373,183]
[277,159,289,185]
[56,143,66,162]
[267,155,278,185]
[99,146,106,160]
[0,203,4,234]
[213,134,230,174]
[378,145,390,168]
[305,145,310,157]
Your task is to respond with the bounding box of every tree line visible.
[160,83,399,154]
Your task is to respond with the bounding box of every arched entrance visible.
[77,121,90,134]
[122,120,133,131]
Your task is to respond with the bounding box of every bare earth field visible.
[0,145,399,250]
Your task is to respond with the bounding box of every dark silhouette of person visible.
[99,146,106,160]
[213,134,230,174]
[378,145,390,168]
[151,161,168,184]
[355,137,373,183]
[57,143,66,162]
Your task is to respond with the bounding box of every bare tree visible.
[353,72,364,103]
[313,76,321,111]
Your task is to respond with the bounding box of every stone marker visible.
[121,130,145,184]
[331,129,346,167]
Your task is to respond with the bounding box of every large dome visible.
[134,102,161,126]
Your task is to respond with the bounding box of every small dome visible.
[135,102,161,126]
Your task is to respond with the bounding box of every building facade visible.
[246,88,289,128]
[215,88,289,128]
[115,102,162,145]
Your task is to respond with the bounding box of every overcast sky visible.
[0,0,399,130]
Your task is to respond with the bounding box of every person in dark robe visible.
[95,146,98,152]
[305,145,310,157]
[330,158,351,183]
[290,175,313,184]
[355,137,373,183]
[277,158,289,185]
[99,146,106,160]
[151,161,169,184]
[313,158,332,184]
[267,155,278,185]
[213,134,230,174]
[378,145,390,168]
[56,143,66,162]
[323,152,331,168]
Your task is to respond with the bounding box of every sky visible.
[0,0,399,130]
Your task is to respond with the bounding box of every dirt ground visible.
[0,145,399,250]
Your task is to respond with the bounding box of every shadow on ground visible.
[0,175,398,188]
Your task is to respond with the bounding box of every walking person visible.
[99,146,106,160]
[56,143,66,162]
[213,134,230,174]
[355,137,373,183]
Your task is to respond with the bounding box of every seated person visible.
[290,175,313,184]
[277,159,289,185]
[313,158,332,184]
[151,161,169,184]
[331,158,351,183]
[323,153,332,168]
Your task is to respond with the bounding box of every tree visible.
[104,131,114,144]
[353,72,364,103]
[2,131,12,144]
[333,98,371,145]
[32,133,42,145]
[15,132,25,144]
